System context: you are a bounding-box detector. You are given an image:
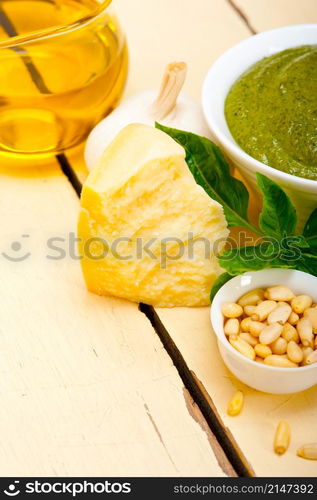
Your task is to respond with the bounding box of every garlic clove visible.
[85,63,211,171]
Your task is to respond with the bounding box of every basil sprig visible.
[155,123,317,300]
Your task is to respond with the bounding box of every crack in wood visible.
[0,6,51,94]
[144,402,180,473]
[190,371,255,477]
[139,303,253,477]
[0,4,256,475]
[226,0,257,34]
[56,153,83,198]
[183,387,237,477]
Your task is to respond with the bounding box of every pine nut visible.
[274,421,291,455]
[264,355,297,368]
[227,390,244,416]
[249,321,266,338]
[221,285,317,369]
[297,317,314,347]
[282,323,299,343]
[238,289,265,307]
[259,323,283,345]
[291,295,313,314]
[239,332,258,347]
[255,356,264,363]
[301,347,314,366]
[229,336,256,360]
[252,300,277,321]
[270,337,287,355]
[240,317,252,332]
[288,311,299,325]
[222,302,243,319]
[267,303,292,325]
[265,286,295,302]
[287,341,304,364]
[297,444,317,460]
[244,305,257,317]
[224,318,240,337]
[254,344,272,358]
[306,349,317,365]
[304,308,317,333]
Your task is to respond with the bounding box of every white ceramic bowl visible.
[202,24,317,230]
[210,269,317,394]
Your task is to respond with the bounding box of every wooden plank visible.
[68,0,317,477]
[0,156,233,477]
[115,0,250,99]
[155,308,317,477]
[71,0,251,183]
[153,0,317,477]
[234,0,317,31]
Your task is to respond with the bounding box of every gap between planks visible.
[55,155,242,476]
[0,0,247,477]
[226,0,257,34]
[54,0,260,473]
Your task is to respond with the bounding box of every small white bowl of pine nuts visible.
[210,269,317,394]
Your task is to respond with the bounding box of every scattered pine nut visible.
[274,421,291,455]
[227,390,244,416]
[297,444,317,460]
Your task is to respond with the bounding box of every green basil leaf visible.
[256,173,297,238]
[210,272,234,302]
[285,235,310,250]
[297,253,317,275]
[303,208,317,251]
[218,243,297,275]
[155,123,259,233]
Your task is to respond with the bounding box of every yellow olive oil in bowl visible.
[0,0,128,157]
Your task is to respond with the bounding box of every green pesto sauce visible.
[225,45,317,180]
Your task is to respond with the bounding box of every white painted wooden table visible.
[1,0,316,477]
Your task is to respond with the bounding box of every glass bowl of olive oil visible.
[0,0,128,158]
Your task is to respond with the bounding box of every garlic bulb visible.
[85,62,211,170]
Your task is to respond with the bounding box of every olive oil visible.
[0,0,127,157]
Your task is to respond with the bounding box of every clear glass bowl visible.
[0,0,128,158]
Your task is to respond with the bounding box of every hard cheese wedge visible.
[78,124,228,307]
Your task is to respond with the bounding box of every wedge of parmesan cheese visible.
[78,124,228,307]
